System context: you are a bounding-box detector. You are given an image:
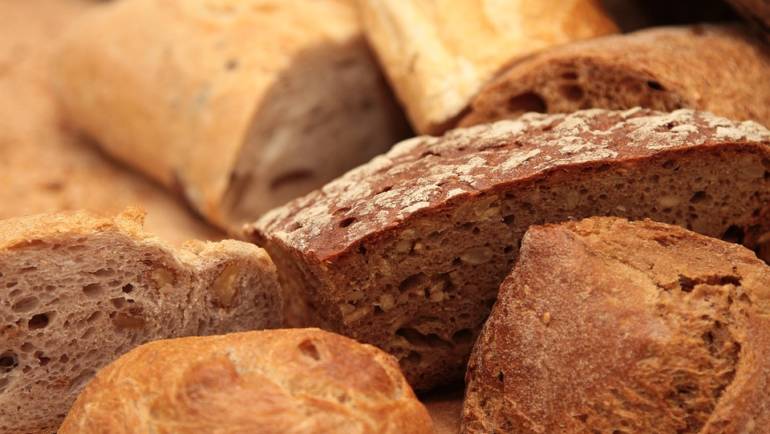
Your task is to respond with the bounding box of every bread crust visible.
[59,328,433,434]
[462,218,770,433]
[356,0,617,134]
[460,25,770,130]
[0,210,282,434]
[249,109,770,390]
[54,0,409,231]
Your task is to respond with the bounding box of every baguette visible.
[356,0,617,134]
[55,0,409,231]
[59,328,433,434]
[248,108,770,390]
[460,25,770,130]
[462,217,770,433]
[0,210,282,434]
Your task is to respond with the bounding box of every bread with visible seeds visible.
[462,217,770,433]
[0,209,282,434]
[248,108,770,390]
[54,0,409,231]
[59,328,433,434]
[356,0,617,134]
[460,25,770,130]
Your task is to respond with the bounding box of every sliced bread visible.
[0,209,282,434]
[249,108,770,390]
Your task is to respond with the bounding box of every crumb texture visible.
[0,210,282,434]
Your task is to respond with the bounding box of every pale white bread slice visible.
[0,209,282,434]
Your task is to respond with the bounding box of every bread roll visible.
[0,210,282,434]
[463,217,770,433]
[59,328,433,434]
[460,25,770,129]
[356,0,617,133]
[248,108,770,390]
[0,0,220,245]
[55,0,409,231]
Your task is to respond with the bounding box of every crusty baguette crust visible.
[55,0,408,230]
[462,218,770,433]
[0,210,282,434]
[356,0,617,134]
[460,25,770,130]
[59,328,433,434]
[249,108,770,390]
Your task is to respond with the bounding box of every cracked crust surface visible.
[250,108,770,390]
[0,209,282,434]
[462,218,770,433]
[59,328,433,434]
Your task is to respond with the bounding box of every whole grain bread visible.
[248,108,770,390]
[460,25,770,130]
[0,210,282,434]
[462,217,770,433]
[59,328,433,434]
[54,0,409,231]
[356,0,617,134]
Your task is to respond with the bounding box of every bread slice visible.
[462,217,770,433]
[356,0,617,134]
[460,25,770,131]
[0,210,282,434]
[728,0,770,40]
[248,108,770,390]
[59,328,433,434]
[54,0,410,231]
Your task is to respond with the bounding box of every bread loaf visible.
[462,217,770,433]
[55,0,409,231]
[0,210,282,434]
[356,0,617,133]
[248,108,770,390]
[59,328,433,434]
[460,25,770,130]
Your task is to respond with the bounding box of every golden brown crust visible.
[60,329,433,434]
[356,0,617,133]
[460,25,770,130]
[55,0,409,230]
[462,218,770,433]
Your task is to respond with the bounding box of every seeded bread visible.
[728,0,770,40]
[356,0,617,134]
[59,328,432,434]
[0,210,282,434]
[249,108,770,390]
[54,0,409,231]
[462,217,770,433]
[460,25,770,130]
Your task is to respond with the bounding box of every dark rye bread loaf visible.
[462,218,770,433]
[248,108,770,390]
[459,25,770,131]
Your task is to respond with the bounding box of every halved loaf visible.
[0,210,282,434]
[249,108,770,390]
[59,328,433,434]
[462,218,770,433]
[55,0,409,231]
[460,25,770,130]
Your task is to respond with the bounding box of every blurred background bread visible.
[59,328,433,434]
[55,0,410,231]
